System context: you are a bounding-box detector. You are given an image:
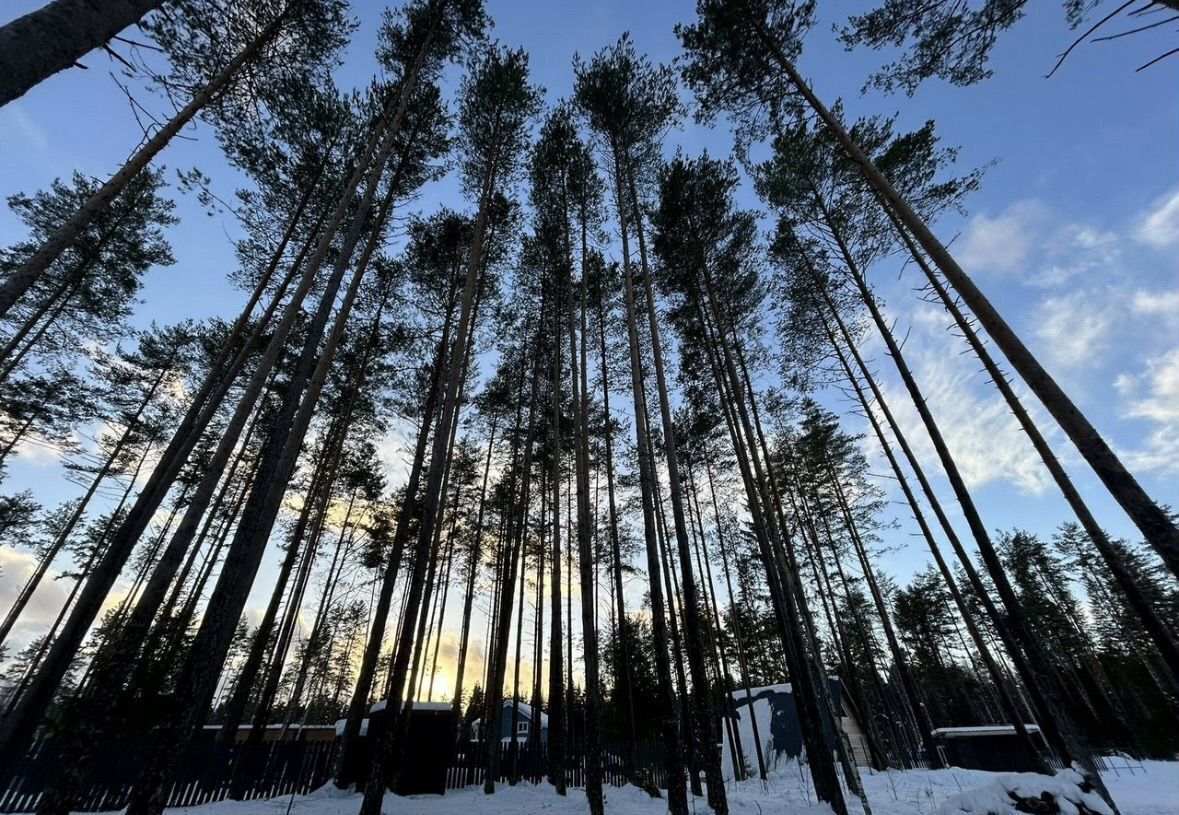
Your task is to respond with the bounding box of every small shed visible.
[334,700,456,795]
[931,724,1045,772]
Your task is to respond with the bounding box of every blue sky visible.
[1,1,1177,678]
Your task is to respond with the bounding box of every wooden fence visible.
[0,737,338,813]
[1,738,667,812]
[444,741,668,791]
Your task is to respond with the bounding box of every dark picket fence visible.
[0,736,339,813]
[445,740,669,791]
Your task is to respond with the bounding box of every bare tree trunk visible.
[611,143,689,815]
[360,138,496,815]
[754,28,1179,579]
[887,212,1179,697]
[0,357,171,650]
[547,289,567,795]
[626,165,728,814]
[450,417,497,744]
[702,453,768,781]
[0,129,337,763]
[829,232,1114,806]
[0,0,165,106]
[816,287,1047,770]
[0,2,295,318]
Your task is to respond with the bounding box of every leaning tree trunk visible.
[0,0,165,106]
[359,143,495,815]
[829,237,1116,809]
[886,211,1179,697]
[751,26,1179,579]
[0,356,171,651]
[813,277,1048,769]
[692,286,849,815]
[123,209,373,815]
[0,118,345,765]
[0,1,296,320]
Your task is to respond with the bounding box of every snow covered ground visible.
[107,760,1178,815]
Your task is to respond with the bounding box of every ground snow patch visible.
[935,769,1109,815]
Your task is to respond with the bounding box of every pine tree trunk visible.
[0,136,337,764]
[753,27,1179,580]
[449,417,497,745]
[827,230,1114,806]
[702,453,769,780]
[0,357,170,650]
[626,166,728,814]
[888,212,1179,697]
[0,0,165,106]
[547,288,567,795]
[360,140,496,815]
[568,185,603,814]
[0,2,295,319]
[596,295,639,758]
[816,286,1047,769]
[483,328,541,795]
[692,285,848,815]
[611,143,689,815]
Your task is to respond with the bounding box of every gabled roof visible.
[471,699,549,728]
[931,725,1041,738]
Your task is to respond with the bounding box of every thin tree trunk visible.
[0,127,338,763]
[0,1,296,318]
[889,213,1179,696]
[816,285,1047,769]
[0,357,170,650]
[626,165,728,814]
[753,28,1179,580]
[611,141,689,815]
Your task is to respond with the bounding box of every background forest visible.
[0,2,1177,815]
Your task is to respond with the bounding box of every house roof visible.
[931,725,1041,738]
[368,699,452,714]
[470,699,549,728]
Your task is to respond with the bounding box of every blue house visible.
[470,700,549,744]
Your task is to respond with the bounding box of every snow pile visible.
[935,769,1111,815]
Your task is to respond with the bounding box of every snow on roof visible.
[200,724,333,731]
[931,724,1041,738]
[369,699,452,714]
[334,718,368,737]
[512,700,549,726]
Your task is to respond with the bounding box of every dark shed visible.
[932,725,1046,772]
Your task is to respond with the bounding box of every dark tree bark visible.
[0,0,165,107]
[752,29,1179,580]
[612,146,689,815]
[0,2,296,320]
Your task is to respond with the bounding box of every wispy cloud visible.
[1135,188,1179,249]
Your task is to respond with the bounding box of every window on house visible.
[517,721,529,734]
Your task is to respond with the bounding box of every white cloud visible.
[956,201,1046,276]
[1118,346,1179,475]
[871,304,1054,496]
[1135,188,1179,248]
[0,548,71,659]
[1034,290,1117,369]
[1131,288,1179,321]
